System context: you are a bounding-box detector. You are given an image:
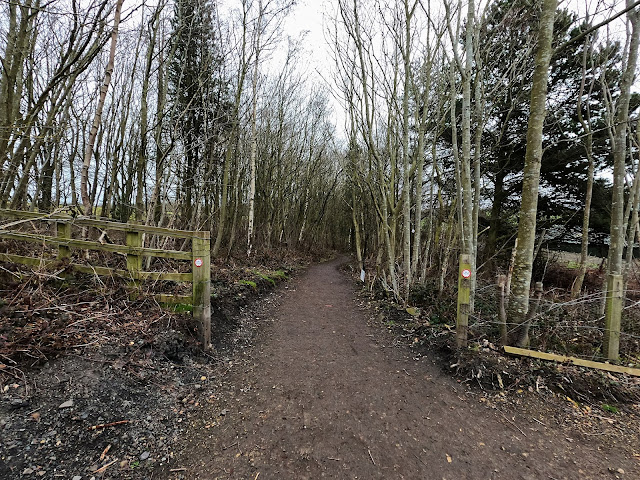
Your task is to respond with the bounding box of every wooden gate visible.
[0,208,211,347]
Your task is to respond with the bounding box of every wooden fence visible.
[0,208,211,347]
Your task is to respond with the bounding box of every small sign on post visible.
[456,254,472,348]
[192,232,211,349]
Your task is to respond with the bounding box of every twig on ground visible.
[497,410,527,437]
[100,444,111,460]
[92,459,117,474]
[88,420,130,431]
[413,452,428,467]
[532,417,547,427]
[368,448,376,465]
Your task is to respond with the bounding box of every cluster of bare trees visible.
[331,0,640,357]
[0,0,344,255]
[2,0,640,355]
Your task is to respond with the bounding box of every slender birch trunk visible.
[508,0,557,347]
[571,36,596,299]
[247,1,263,257]
[80,0,124,216]
[604,2,639,358]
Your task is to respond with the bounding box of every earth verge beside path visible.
[168,257,638,479]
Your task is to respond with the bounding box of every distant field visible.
[552,250,604,269]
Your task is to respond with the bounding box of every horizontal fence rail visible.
[0,208,211,347]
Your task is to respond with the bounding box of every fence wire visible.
[465,282,640,362]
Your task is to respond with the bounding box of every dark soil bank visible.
[165,258,639,480]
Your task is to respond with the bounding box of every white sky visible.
[278,0,347,135]
[277,0,633,142]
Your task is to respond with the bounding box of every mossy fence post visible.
[604,273,623,360]
[456,254,472,348]
[126,230,142,296]
[192,231,211,349]
[56,221,71,258]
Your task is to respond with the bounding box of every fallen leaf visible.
[58,399,74,409]
[406,307,419,316]
[566,396,580,410]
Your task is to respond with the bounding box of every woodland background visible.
[2,0,640,360]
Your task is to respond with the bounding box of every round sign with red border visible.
[194,258,204,268]
[461,268,471,279]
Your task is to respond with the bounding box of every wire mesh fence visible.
[468,282,640,365]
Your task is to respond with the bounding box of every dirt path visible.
[168,258,637,479]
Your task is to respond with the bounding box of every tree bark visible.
[247,0,263,257]
[80,0,124,216]
[571,35,596,299]
[608,2,640,278]
[508,0,557,346]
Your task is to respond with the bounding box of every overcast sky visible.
[278,0,347,135]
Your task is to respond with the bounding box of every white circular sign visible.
[194,258,203,268]
[461,268,471,279]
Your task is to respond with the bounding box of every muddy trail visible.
[166,257,638,480]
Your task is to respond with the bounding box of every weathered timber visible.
[456,254,471,348]
[154,294,193,304]
[604,274,623,360]
[56,222,71,258]
[192,231,211,348]
[0,231,191,260]
[504,346,640,377]
[0,253,50,267]
[0,208,197,239]
[126,230,142,273]
[71,264,192,282]
[0,208,208,340]
[0,253,192,282]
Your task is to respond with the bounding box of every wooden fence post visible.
[192,231,211,348]
[457,254,472,348]
[126,230,142,299]
[126,230,142,274]
[604,273,623,360]
[497,274,508,345]
[56,221,71,259]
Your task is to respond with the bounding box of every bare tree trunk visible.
[460,0,474,259]
[80,0,124,216]
[604,2,640,359]
[508,0,557,346]
[247,0,264,257]
[572,35,597,299]
[608,3,640,278]
[401,0,418,295]
[136,9,161,222]
[471,62,484,311]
